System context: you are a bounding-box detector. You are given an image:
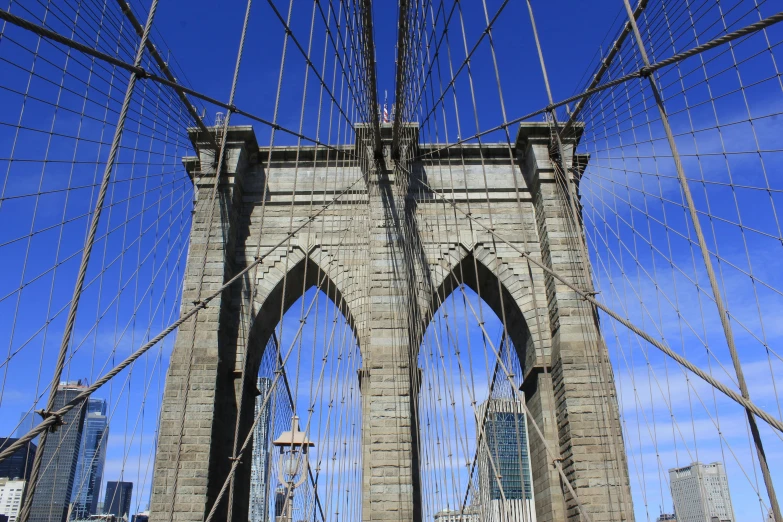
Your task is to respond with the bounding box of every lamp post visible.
[272,416,314,522]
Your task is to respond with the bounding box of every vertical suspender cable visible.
[17,2,160,521]
[168,0,255,518]
[618,1,781,519]
[360,0,382,155]
[522,0,632,514]
[112,0,218,150]
[558,0,648,138]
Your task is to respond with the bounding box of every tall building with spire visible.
[71,398,109,519]
[476,398,536,522]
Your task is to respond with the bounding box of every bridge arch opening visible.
[244,253,361,370]
[231,253,363,522]
[425,250,538,372]
[417,252,538,522]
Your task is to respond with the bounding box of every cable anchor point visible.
[36,409,65,432]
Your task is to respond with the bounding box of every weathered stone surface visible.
[150,123,633,522]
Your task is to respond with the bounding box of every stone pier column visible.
[359,125,423,522]
[517,123,634,522]
[150,127,257,522]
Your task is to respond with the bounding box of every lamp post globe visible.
[272,416,315,522]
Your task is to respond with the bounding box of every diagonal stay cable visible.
[315,0,362,120]
[559,0,648,137]
[166,0,257,513]
[207,186,365,522]
[0,7,361,161]
[0,173,365,466]
[359,0,381,153]
[112,0,217,149]
[414,0,510,132]
[415,8,783,159]
[17,2,161,521]
[619,0,781,515]
[391,0,411,154]
[411,174,783,436]
[263,0,365,128]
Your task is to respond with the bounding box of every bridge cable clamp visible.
[36,409,65,432]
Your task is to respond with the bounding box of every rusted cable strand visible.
[0,174,365,466]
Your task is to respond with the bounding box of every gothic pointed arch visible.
[243,245,362,377]
[425,243,549,374]
[227,244,363,521]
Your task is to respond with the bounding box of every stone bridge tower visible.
[150,122,634,522]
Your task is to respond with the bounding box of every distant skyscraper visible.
[670,462,735,522]
[0,439,35,481]
[274,486,287,518]
[476,398,536,522]
[103,482,132,521]
[0,478,26,522]
[250,377,273,522]
[27,381,88,522]
[71,398,109,519]
[15,414,36,443]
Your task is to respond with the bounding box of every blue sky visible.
[2,0,783,520]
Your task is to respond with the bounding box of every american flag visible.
[383,102,389,123]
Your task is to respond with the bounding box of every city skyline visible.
[0,385,752,522]
[1,393,143,522]
[0,0,781,517]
